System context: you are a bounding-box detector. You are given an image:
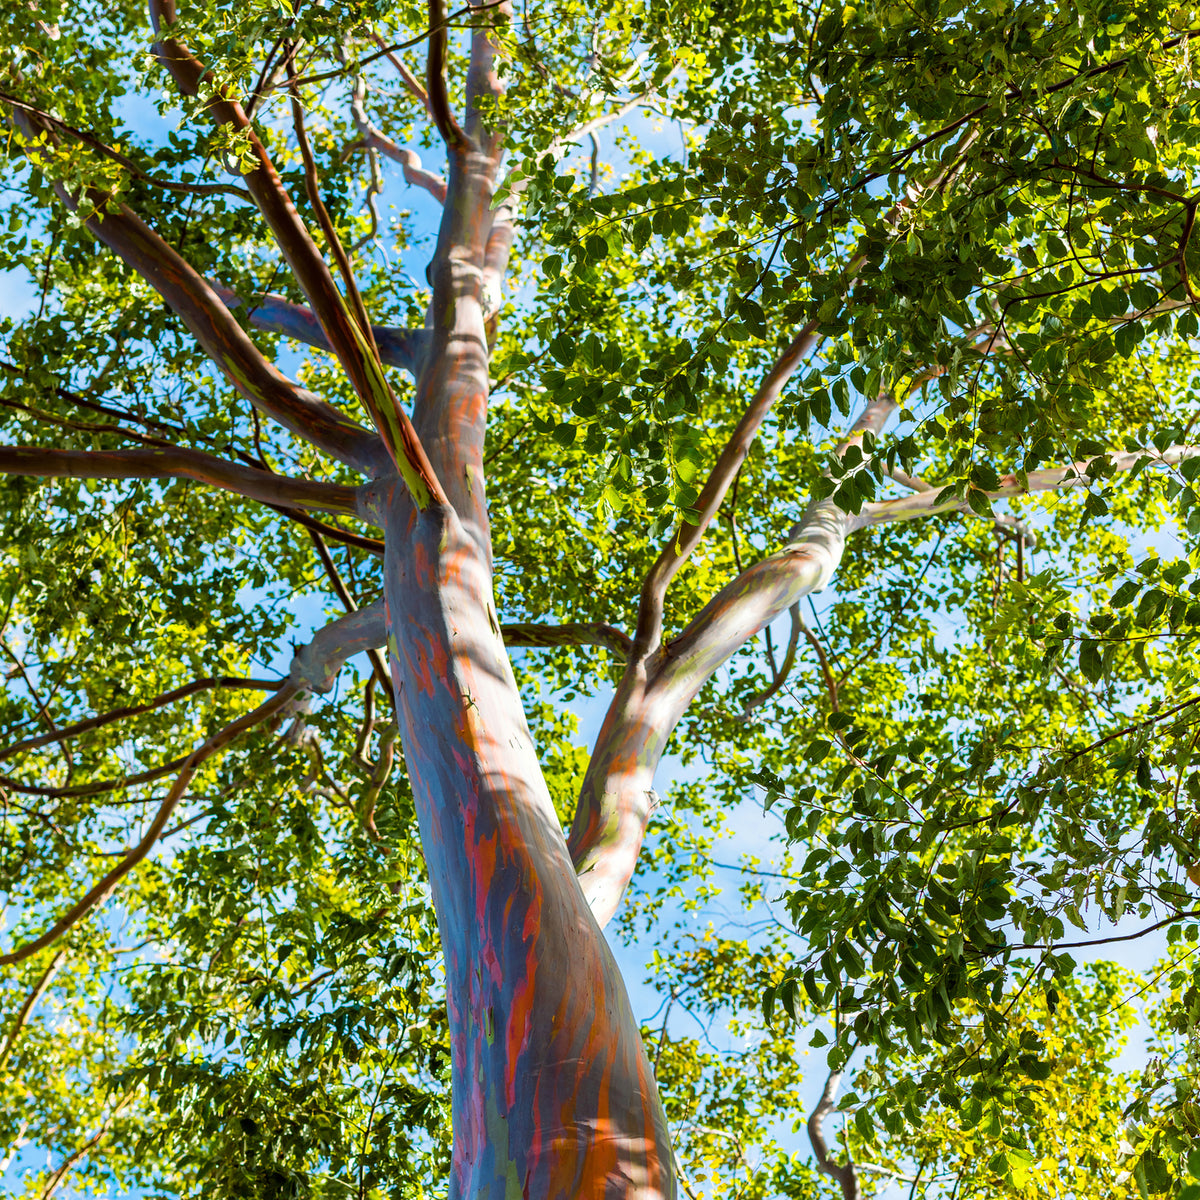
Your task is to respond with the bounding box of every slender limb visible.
[289,604,388,694]
[0,598,412,960]
[212,283,429,376]
[307,529,392,699]
[279,602,637,685]
[0,685,299,967]
[632,324,820,662]
[501,622,633,659]
[480,88,665,321]
[358,720,397,842]
[288,66,376,347]
[9,95,385,472]
[39,1086,138,1200]
[857,444,1200,528]
[741,603,802,716]
[0,445,367,517]
[0,91,250,200]
[569,386,902,925]
[264,503,385,555]
[371,31,432,112]
[0,676,285,763]
[0,946,68,1072]
[0,754,195,799]
[808,1066,861,1200]
[426,0,468,147]
[349,74,448,204]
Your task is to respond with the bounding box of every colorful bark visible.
[378,491,675,1198]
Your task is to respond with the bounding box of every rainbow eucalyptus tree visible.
[3,0,1200,1196]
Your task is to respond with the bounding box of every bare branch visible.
[147,1,446,505]
[289,65,376,346]
[349,75,448,204]
[9,102,385,472]
[306,529,392,700]
[741,603,802,717]
[289,604,387,694]
[0,90,251,200]
[502,622,632,659]
[40,1086,138,1200]
[426,0,468,147]
[0,445,367,516]
[263,503,385,555]
[370,32,431,112]
[857,444,1200,528]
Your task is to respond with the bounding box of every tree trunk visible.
[379,486,676,1198]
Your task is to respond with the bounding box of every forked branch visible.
[0,946,68,1071]
[808,1067,861,1200]
[9,105,384,471]
[148,0,446,505]
[426,0,468,148]
[348,74,448,204]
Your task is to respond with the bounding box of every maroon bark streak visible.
[149,0,441,495]
[212,284,428,376]
[377,491,675,1198]
[0,445,366,515]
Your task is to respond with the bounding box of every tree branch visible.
[306,529,392,700]
[0,685,299,966]
[283,603,635,691]
[10,105,385,471]
[0,946,67,1072]
[39,1086,138,1200]
[0,90,251,200]
[808,1066,861,1200]
[212,283,428,376]
[348,75,448,204]
[632,324,820,662]
[856,444,1200,528]
[148,0,445,505]
[0,445,368,517]
[371,32,432,112]
[0,676,285,764]
[741,603,802,717]
[264,503,386,555]
[501,622,633,658]
[426,0,468,148]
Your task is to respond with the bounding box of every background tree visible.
[3,0,1200,1197]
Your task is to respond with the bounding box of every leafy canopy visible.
[2,0,1200,1196]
